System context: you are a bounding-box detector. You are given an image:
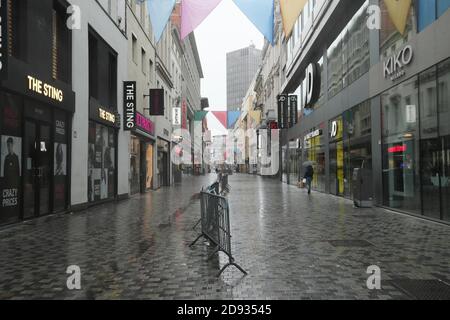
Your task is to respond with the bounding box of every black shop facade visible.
[0,64,75,226]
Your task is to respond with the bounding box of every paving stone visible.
[0,174,449,300]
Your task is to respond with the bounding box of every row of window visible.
[8,0,71,84]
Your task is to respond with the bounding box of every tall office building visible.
[226,45,262,112]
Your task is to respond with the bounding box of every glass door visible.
[23,121,37,219]
[23,120,51,219]
[38,124,51,216]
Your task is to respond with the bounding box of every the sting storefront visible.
[0,0,75,226]
[87,27,120,204]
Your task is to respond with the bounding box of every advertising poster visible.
[54,143,67,176]
[0,135,22,223]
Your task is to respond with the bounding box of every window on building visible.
[149,59,154,82]
[141,48,146,74]
[52,0,71,83]
[88,33,98,99]
[108,52,117,109]
[7,0,28,60]
[132,34,138,63]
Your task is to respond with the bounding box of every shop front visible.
[157,138,170,188]
[129,112,155,195]
[381,58,450,222]
[88,99,119,204]
[0,75,74,226]
[302,126,326,193]
[329,101,372,198]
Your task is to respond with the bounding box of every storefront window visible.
[288,140,300,185]
[344,101,372,198]
[381,77,421,215]
[0,94,23,225]
[329,101,372,199]
[419,67,440,219]
[303,127,326,192]
[130,135,141,195]
[88,121,116,202]
[438,59,450,222]
[53,110,68,212]
[282,144,288,184]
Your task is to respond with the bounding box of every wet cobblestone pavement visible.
[0,174,449,300]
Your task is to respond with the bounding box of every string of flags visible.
[146,0,307,44]
[192,110,261,129]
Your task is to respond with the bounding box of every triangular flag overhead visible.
[212,111,228,128]
[280,0,307,38]
[147,0,177,42]
[181,0,223,40]
[232,0,274,45]
[227,111,241,129]
[194,111,209,121]
[383,0,412,35]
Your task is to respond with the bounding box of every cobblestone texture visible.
[0,174,449,300]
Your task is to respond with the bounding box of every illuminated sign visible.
[123,81,136,130]
[388,145,407,153]
[173,107,181,126]
[136,111,155,136]
[303,62,320,108]
[304,129,322,141]
[99,108,116,124]
[383,45,413,81]
[27,76,64,102]
[331,121,339,138]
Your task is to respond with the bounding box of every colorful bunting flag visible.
[384,0,412,35]
[147,0,177,42]
[212,111,228,128]
[232,0,274,45]
[194,111,209,121]
[227,111,241,129]
[280,0,307,38]
[181,0,223,40]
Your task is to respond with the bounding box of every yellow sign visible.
[27,75,64,102]
[99,108,116,124]
[384,0,412,35]
[280,0,308,38]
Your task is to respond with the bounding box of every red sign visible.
[388,145,407,153]
[136,112,155,136]
[182,100,187,130]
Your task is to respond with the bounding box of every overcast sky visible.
[195,0,264,136]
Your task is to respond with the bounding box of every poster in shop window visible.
[0,135,22,221]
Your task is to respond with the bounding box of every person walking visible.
[304,165,314,195]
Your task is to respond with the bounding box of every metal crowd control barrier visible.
[190,188,247,277]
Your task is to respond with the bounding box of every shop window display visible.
[381,77,421,215]
[438,58,450,222]
[0,94,23,225]
[88,122,116,203]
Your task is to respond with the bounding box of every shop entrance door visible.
[23,120,51,219]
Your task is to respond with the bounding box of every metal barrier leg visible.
[208,247,220,260]
[192,218,201,231]
[217,261,248,277]
[189,234,205,248]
